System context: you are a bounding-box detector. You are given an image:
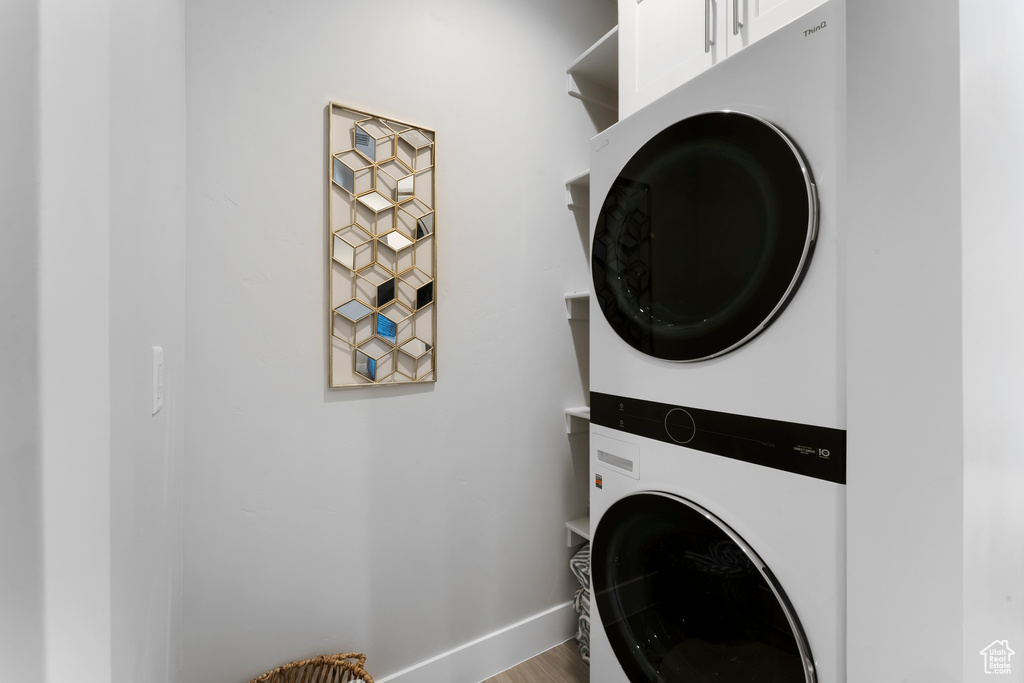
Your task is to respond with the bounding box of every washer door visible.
[592,111,817,361]
[592,492,816,682]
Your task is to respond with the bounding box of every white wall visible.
[20,3,1021,682]
[846,1,965,680]
[181,1,612,682]
[108,0,187,682]
[848,4,1024,680]
[0,1,44,681]
[961,3,1024,680]
[2,1,187,682]
[37,0,114,680]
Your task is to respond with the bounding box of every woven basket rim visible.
[248,652,374,683]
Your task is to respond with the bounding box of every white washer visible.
[588,1,845,681]
[589,0,845,429]
[589,420,844,682]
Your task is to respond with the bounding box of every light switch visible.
[152,346,164,415]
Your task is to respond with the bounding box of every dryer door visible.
[592,111,817,361]
[592,492,815,682]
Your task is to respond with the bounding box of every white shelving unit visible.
[564,170,590,210]
[564,291,590,320]
[562,22,617,550]
[566,26,619,112]
[565,515,591,548]
[564,406,591,434]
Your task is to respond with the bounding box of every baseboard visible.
[375,600,578,683]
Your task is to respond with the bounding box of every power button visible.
[665,408,696,444]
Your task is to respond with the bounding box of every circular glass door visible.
[592,111,817,361]
[592,493,815,682]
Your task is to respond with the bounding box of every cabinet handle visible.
[733,0,744,35]
[705,0,715,53]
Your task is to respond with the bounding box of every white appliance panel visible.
[590,0,844,428]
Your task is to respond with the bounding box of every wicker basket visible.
[248,652,374,683]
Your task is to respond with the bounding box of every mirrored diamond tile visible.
[335,299,374,322]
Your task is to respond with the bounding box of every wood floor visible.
[480,639,589,683]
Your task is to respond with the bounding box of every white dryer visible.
[589,0,845,429]
[588,1,846,681]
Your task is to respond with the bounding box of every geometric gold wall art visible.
[329,103,436,387]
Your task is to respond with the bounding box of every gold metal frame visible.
[328,102,437,387]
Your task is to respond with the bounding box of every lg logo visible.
[803,20,827,38]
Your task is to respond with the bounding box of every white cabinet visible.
[619,0,826,118]
[734,0,828,45]
[619,0,712,118]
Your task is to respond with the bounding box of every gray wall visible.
[109,0,187,681]
[11,2,1024,681]
[848,1,1024,679]
[37,0,114,679]
[846,1,964,680]
[0,0,44,679]
[961,2,1024,680]
[181,1,611,681]
[6,1,187,682]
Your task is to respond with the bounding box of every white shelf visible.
[561,18,613,557]
[566,26,619,113]
[564,406,590,434]
[564,291,590,320]
[566,515,591,547]
[564,170,590,209]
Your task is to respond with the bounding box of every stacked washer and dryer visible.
[588,1,845,681]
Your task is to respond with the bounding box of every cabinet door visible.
[727,0,826,53]
[619,0,721,119]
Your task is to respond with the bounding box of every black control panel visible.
[591,391,846,485]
